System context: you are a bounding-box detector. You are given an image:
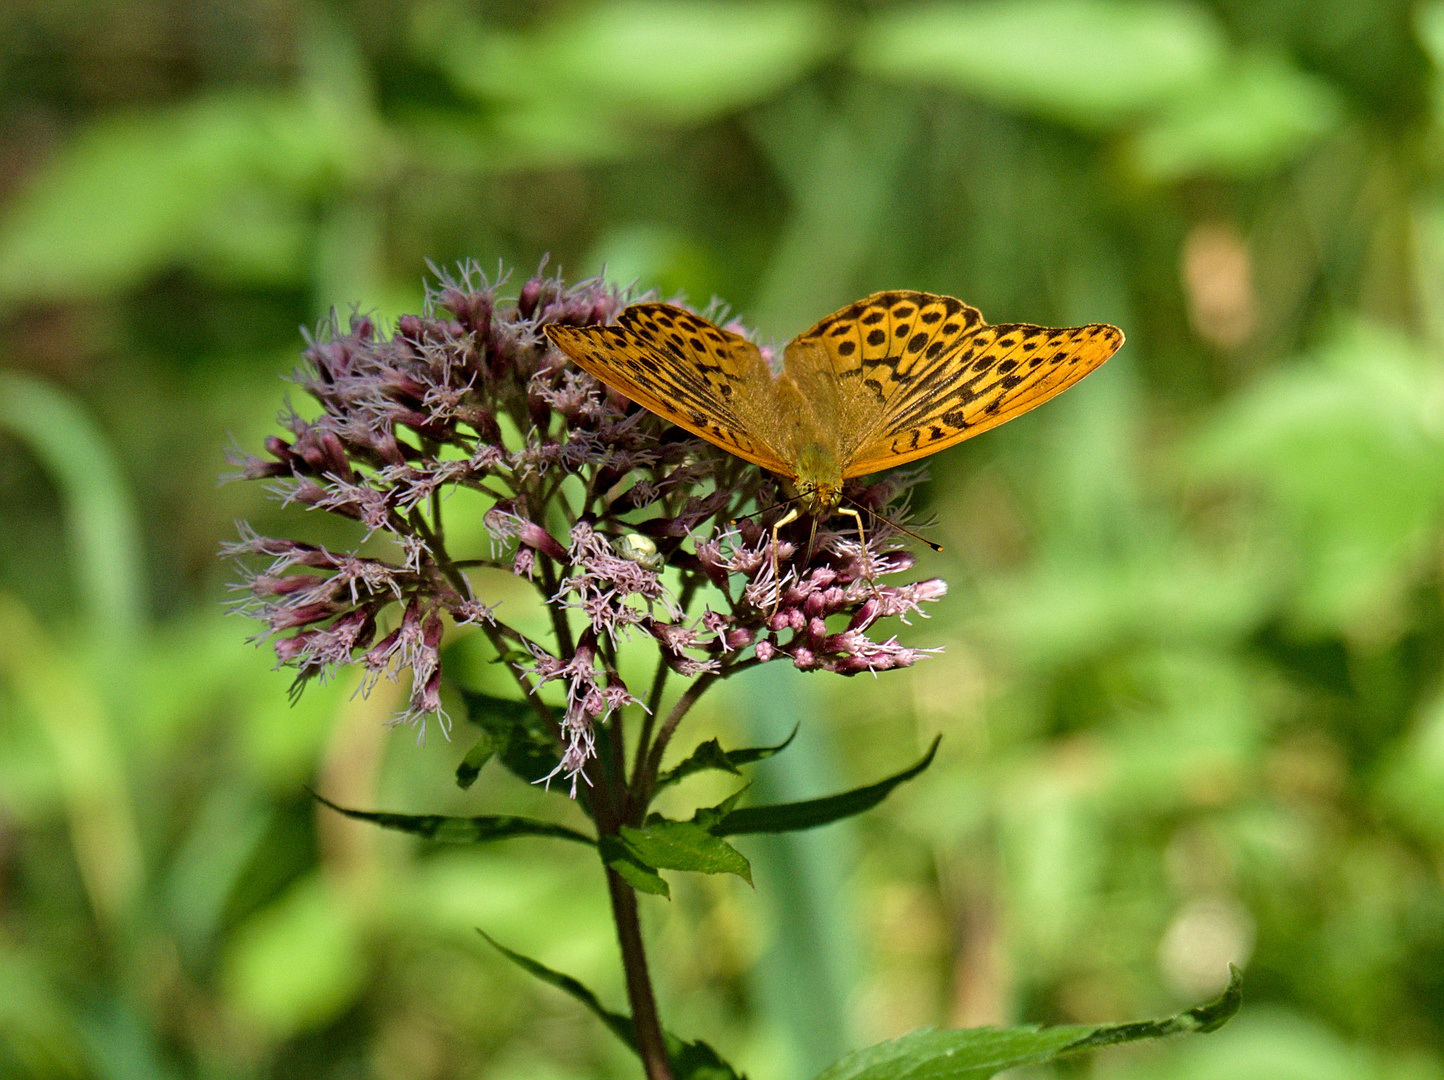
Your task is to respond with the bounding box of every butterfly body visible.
[544,291,1122,512]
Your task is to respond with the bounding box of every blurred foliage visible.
[4,0,1444,1078]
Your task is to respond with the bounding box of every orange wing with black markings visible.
[786,291,1123,477]
[545,304,792,475]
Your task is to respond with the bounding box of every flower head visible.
[227,262,944,792]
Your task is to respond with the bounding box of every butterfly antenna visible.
[843,498,944,553]
[729,493,806,526]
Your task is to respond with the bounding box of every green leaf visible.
[811,965,1242,1079]
[0,374,144,663]
[311,793,594,846]
[417,0,835,128]
[600,835,672,897]
[477,931,743,1080]
[854,0,1226,130]
[460,689,568,793]
[710,738,940,837]
[455,731,496,789]
[619,821,753,885]
[655,725,798,791]
[1129,51,1343,181]
[478,930,636,1046]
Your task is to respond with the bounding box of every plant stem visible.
[635,671,718,812]
[606,868,675,1080]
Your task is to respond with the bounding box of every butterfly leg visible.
[835,506,882,602]
[769,506,799,613]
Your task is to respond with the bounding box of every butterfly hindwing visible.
[544,305,791,474]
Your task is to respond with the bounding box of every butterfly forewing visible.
[545,305,792,475]
[788,291,1122,478]
[844,321,1122,475]
[795,290,985,401]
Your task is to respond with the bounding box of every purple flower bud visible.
[253,573,325,597]
[273,631,316,664]
[272,602,335,630]
[755,639,776,662]
[847,598,880,632]
[804,591,827,619]
[725,627,754,651]
[518,276,544,318]
[518,521,568,562]
[440,287,493,338]
[264,435,298,469]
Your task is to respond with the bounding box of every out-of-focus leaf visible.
[0,597,142,924]
[312,792,595,845]
[600,835,672,897]
[973,545,1277,668]
[455,730,497,789]
[460,688,568,794]
[1375,691,1444,843]
[479,931,744,1079]
[399,851,615,976]
[0,94,354,304]
[655,725,798,791]
[394,103,642,173]
[221,874,368,1037]
[1191,323,1444,631]
[855,0,1226,129]
[810,965,1240,1079]
[619,819,752,884]
[0,374,142,658]
[710,737,939,836]
[1101,1007,1425,1080]
[585,223,724,307]
[415,0,834,127]
[1130,52,1344,180]
[163,783,272,958]
[0,947,91,1079]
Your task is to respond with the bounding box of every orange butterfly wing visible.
[544,304,792,475]
[788,291,1123,478]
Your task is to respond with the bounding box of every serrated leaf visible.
[655,725,798,791]
[455,731,496,789]
[311,793,593,845]
[811,965,1242,1079]
[620,820,752,885]
[600,835,671,897]
[477,932,744,1079]
[710,737,939,836]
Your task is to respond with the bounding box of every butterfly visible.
[545,290,1122,554]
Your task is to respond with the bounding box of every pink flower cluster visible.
[228,263,944,787]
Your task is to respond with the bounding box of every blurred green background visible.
[4,0,1444,1077]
